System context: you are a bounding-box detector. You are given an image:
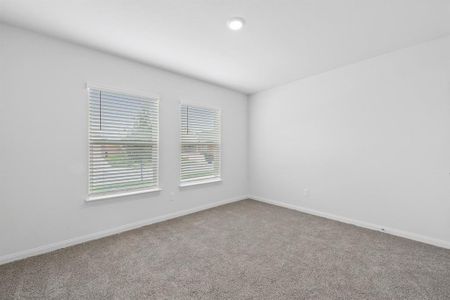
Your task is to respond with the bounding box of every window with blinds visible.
[180,104,221,185]
[88,87,159,199]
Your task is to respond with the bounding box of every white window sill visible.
[86,187,162,202]
[179,177,222,188]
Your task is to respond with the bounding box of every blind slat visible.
[89,88,159,196]
[180,104,221,183]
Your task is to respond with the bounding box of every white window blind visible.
[180,104,221,184]
[88,87,159,199]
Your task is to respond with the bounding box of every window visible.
[180,104,221,186]
[88,87,159,200]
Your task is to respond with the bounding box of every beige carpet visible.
[1,199,449,299]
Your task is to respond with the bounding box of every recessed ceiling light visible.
[227,17,245,31]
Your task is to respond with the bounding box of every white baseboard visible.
[3,194,447,265]
[249,195,450,250]
[0,195,247,265]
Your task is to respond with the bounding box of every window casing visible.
[88,87,159,200]
[180,104,221,185]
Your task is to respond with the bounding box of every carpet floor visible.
[1,199,449,299]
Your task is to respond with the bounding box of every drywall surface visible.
[0,24,248,260]
[249,36,450,245]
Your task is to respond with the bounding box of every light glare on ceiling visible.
[227,17,245,31]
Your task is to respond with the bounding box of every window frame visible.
[86,83,161,202]
[179,102,222,187]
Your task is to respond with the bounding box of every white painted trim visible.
[249,195,450,250]
[86,84,161,201]
[86,82,160,100]
[178,103,222,185]
[86,187,162,202]
[0,195,248,266]
[179,177,222,188]
[179,99,223,111]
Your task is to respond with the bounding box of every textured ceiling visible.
[1,0,449,94]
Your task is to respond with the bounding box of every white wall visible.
[1,23,449,263]
[0,24,248,261]
[249,36,450,246]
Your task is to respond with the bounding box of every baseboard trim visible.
[249,195,450,250]
[0,195,248,265]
